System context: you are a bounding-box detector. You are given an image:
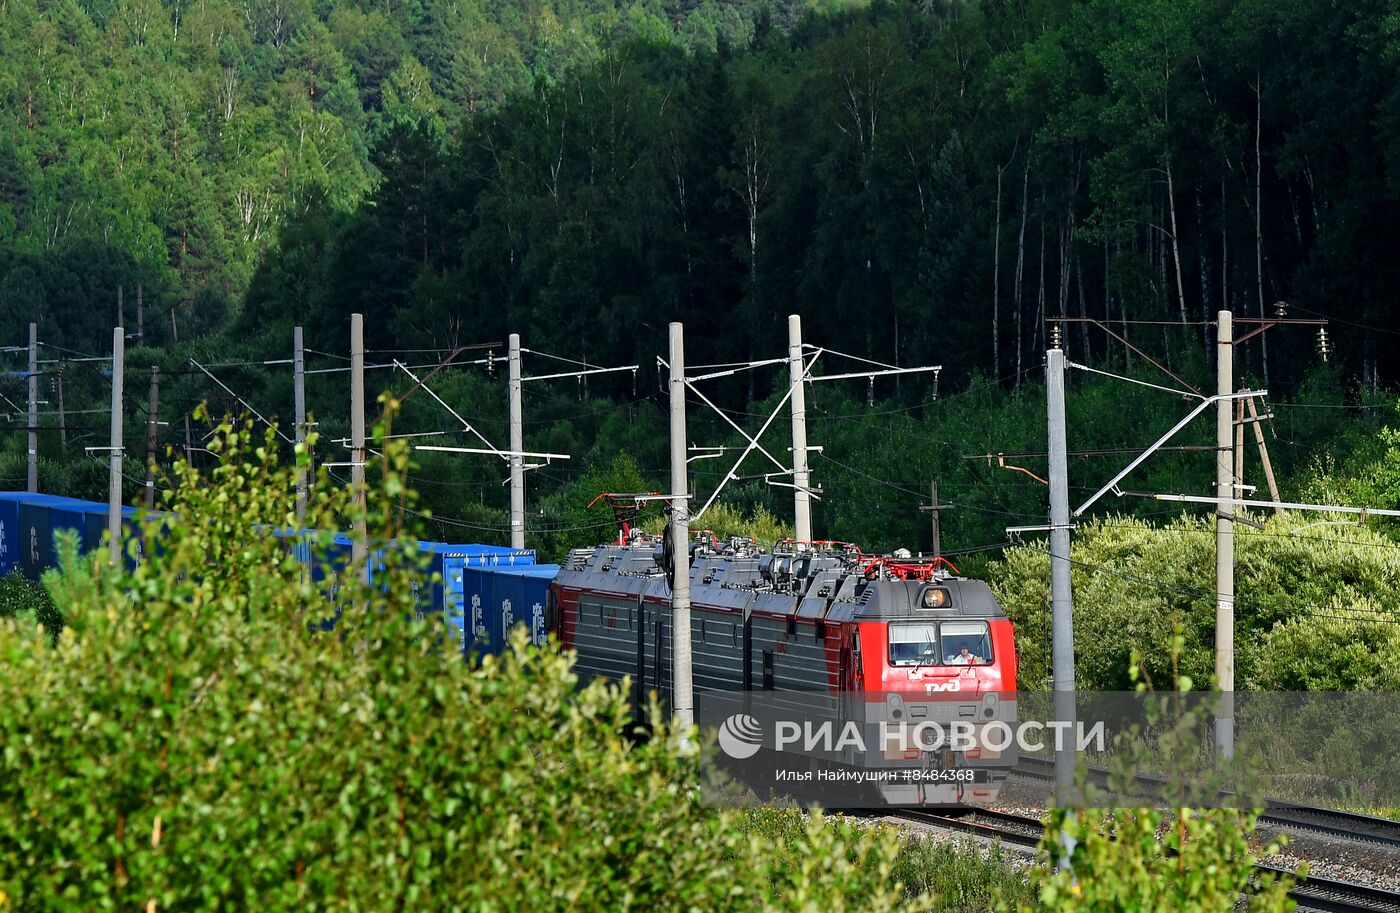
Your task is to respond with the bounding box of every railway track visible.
[1263,865,1400,913]
[1260,804,1400,850]
[888,807,1043,848]
[892,808,1400,913]
[1013,756,1400,849]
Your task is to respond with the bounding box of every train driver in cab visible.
[948,645,982,665]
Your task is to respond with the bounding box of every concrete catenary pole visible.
[1046,347,1076,801]
[27,322,38,493]
[508,333,525,550]
[56,363,67,451]
[143,366,160,509]
[669,322,694,733]
[107,327,125,565]
[788,314,812,543]
[1216,311,1235,759]
[350,313,367,569]
[293,326,308,526]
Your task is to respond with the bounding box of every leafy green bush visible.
[688,502,796,546]
[1251,604,1400,690]
[1301,398,1400,536]
[643,501,796,545]
[0,567,61,640]
[0,409,924,912]
[990,513,1400,690]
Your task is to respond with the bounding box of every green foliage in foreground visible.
[1028,807,1291,913]
[747,811,1035,912]
[1021,642,1295,913]
[991,513,1400,691]
[893,839,1032,912]
[0,411,926,911]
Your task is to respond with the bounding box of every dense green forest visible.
[4,0,1400,563]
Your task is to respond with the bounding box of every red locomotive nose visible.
[869,613,1016,697]
[884,666,1007,697]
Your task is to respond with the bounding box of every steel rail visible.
[1012,756,1400,849]
[1266,867,1400,913]
[889,808,1043,847]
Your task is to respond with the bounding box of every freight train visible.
[3,491,1017,804]
[550,527,1018,805]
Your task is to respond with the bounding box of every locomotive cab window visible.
[888,621,993,666]
[887,622,940,666]
[941,621,992,666]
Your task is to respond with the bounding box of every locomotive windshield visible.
[887,622,939,666]
[887,620,993,667]
[940,621,992,665]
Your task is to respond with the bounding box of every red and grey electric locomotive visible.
[547,527,1018,805]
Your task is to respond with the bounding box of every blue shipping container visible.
[1,494,151,578]
[442,547,534,649]
[0,493,555,650]
[494,564,557,649]
[317,539,529,632]
[45,500,144,566]
[0,492,30,577]
[48,501,97,548]
[306,531,354,631]
[15,495,91,580]
[81,505,145,567]
[367,539,444,619]
[450,563,558,657]
[0,492,48,578]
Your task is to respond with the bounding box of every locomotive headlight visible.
[921,587,950,609]
[981,692,999,719]
[887,692,906,722]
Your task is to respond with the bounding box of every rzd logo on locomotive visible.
[923,680,962,693]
